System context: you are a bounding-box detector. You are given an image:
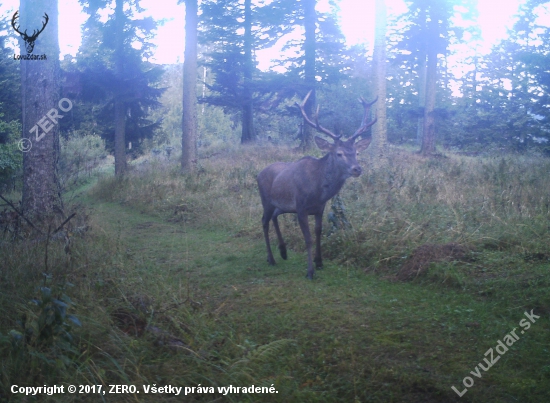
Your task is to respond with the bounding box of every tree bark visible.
[181,0,198,172]
[20,0,63,219]
[302,0,316,150]
[420,43,437,155]
[241,0,255,144]
[114,0,126,175]
[371,0,388,160]
[415,6,427,147]
[416,53,427,146]
[241,0,254,143]
[471,53,478,107]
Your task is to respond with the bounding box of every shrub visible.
[0,117,22,190]
[59,133,106,189]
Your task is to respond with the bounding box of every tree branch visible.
[0,193,43,235]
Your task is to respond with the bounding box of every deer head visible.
[296,90,378,177]
[12,11,49,54]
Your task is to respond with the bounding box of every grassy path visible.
[76,189,550,403]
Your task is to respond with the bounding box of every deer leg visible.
[262,208,276,265]
[272,209,287,260]
[297,211,314,279]
[314,211,323,269]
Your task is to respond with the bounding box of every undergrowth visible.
[1,145,549,402]
[0,208,299,402]
[93,145,550,268]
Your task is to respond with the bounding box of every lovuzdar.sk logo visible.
[11,11,48,60]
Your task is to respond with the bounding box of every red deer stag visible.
[257,91,377,279]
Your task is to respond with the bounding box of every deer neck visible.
[319,153,348,202]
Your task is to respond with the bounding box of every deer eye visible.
[337,151,344,157]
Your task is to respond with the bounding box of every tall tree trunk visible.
[416,7,427,147]
[114,0,126,176]
[471,53,478,107]
[20,0,63,219]
[201,66,207,115]
[416,54,427,146]
[443,52,449,92]
[302,0,316,150]
[241,0,254,143]
[181,0,198,171]
[421,43,437,155]
[371,0,387,160]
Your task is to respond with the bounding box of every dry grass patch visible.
[396,243,471,281]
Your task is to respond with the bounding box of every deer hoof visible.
[267,257,276,265]
[279,244,287,260]
[305,272,314,280]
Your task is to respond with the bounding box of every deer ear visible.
[355,137,372,152]
[314,136,332,151]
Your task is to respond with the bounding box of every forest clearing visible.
[1,145,549,402]
[1,0,550,401]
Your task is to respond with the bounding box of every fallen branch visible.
[0,193,43,235]
[52,212,76,235]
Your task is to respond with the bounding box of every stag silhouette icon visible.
[11,11,49,54]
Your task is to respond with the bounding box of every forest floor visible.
[79,192,550,403]
[1,146,550,402]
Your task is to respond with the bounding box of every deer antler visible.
[11,11,49,42]
[347,96,378,142]
[11,11,23,36]
[296,90,341,141]
[28,13,49,41]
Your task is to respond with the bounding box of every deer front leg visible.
[314,211,323,269]
[272,209,287,260]
[297,211,314,279]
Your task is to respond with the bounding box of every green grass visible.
[1,145,549,402]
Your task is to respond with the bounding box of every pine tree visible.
[396,0,470,155]
[182,0,198,171]
[19,0,63,219]
[371,0,388,160]
[77,0,164,173]
[200,0,294,144]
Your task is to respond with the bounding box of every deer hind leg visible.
[272,209,287,260]
[262,207,276,265]
[297,211,315,279]
[314,211,323,269]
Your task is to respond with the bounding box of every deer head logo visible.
[11,11,49,54]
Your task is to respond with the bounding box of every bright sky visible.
[338,0,524,50]
[0,0,540,69]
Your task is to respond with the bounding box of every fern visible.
[225,339,297,388]
[231,339,296,368]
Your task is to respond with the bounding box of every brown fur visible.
[257,136,372,279]
[257,93,378,279]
